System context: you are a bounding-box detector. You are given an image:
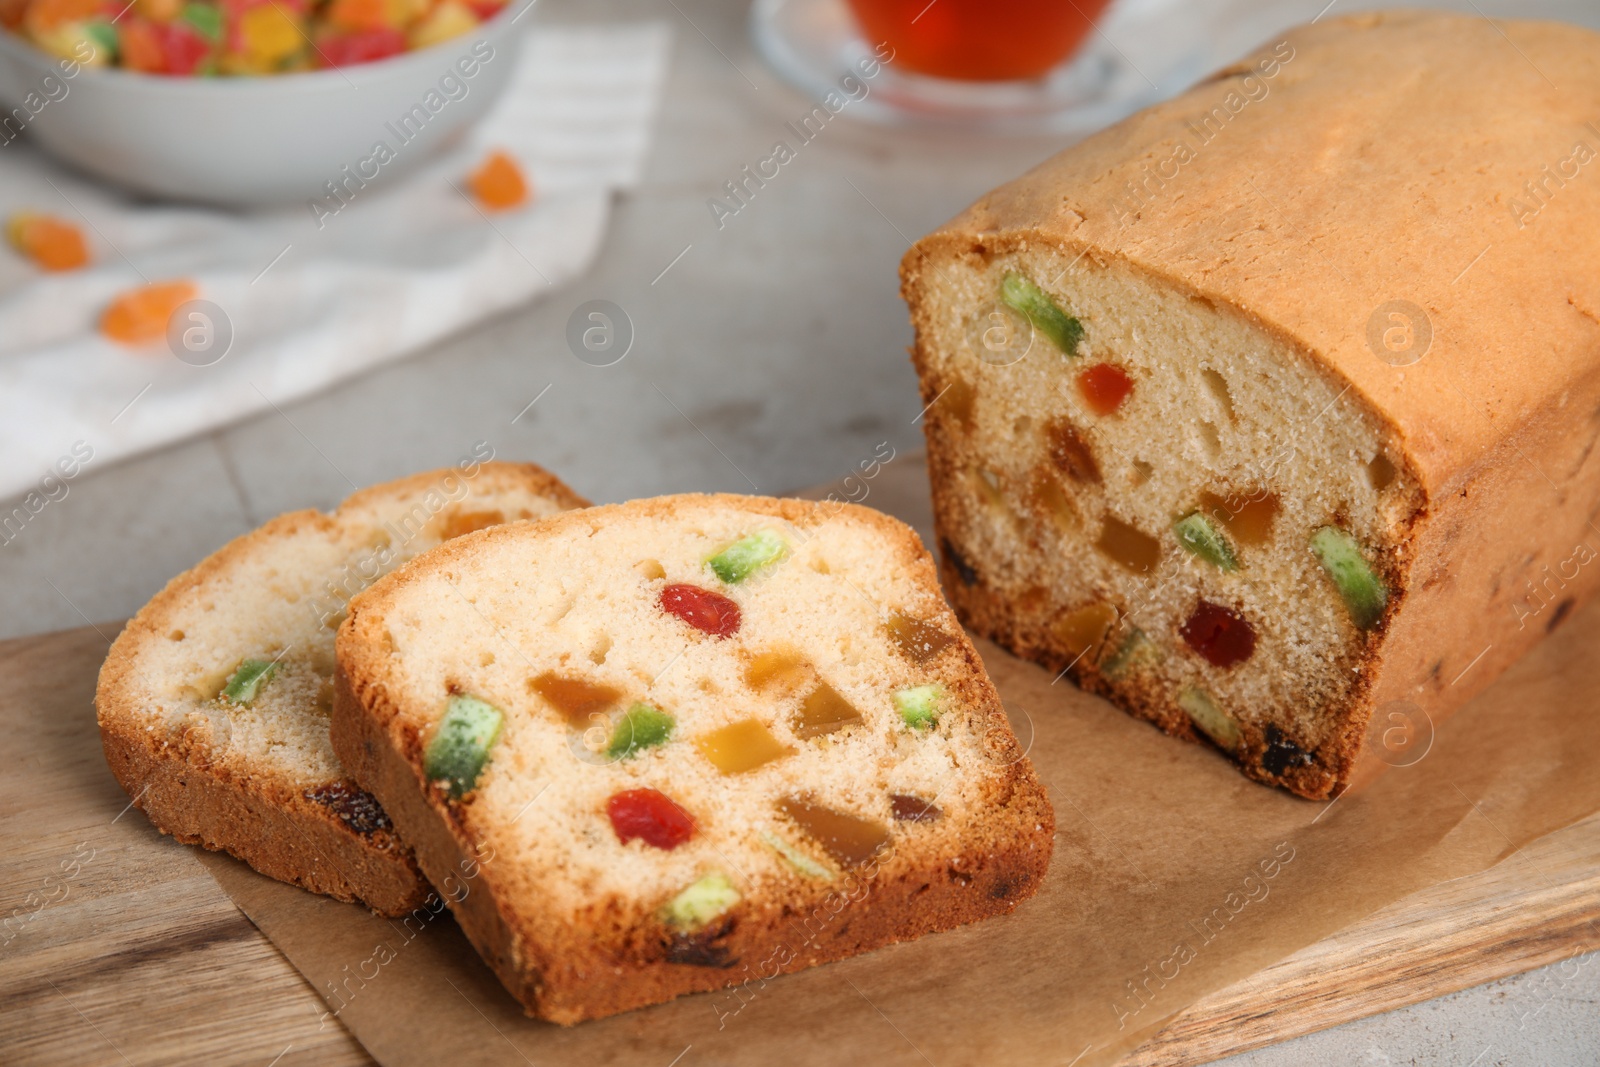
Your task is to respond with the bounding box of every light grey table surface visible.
[5,0,1597,1063]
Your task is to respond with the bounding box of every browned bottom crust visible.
[101,717,430,916]
[332,665,1053,1024]
[934,545,1362,801]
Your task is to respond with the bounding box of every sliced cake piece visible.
[331,493,1053,1023]
[900,12,1600,798]
[95,461,588,915]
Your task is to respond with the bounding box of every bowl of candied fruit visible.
[0,0,526,204]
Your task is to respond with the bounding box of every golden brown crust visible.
[900,12,1600,800]
[94,462,589,916]
[332,493,1055,1023]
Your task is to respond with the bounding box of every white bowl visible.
[0,7,526,206]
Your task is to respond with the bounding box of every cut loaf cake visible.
[332,493,1053,1023]
[902,11,1600,798]
[96,461,587,915]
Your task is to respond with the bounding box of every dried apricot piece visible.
[100,280,198,346]
[6,213,89,271]
[468,149,529,211]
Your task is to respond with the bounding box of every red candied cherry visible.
[1180,600,1257,668]
[1076,363,1134,416]
[659,583,741,638]
[607,788,696,849]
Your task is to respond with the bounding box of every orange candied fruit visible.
[1076,362,1133,416]
[6,212,89,272]
[467,149,529,211]
[100,280,198,346]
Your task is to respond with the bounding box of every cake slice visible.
[331,493,1053,1022]
[901,11,1600,798]
[95,461,588,915]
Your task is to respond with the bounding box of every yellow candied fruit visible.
[776,797,889,868]
[695,719,792,774]
[407,0,476,49]
[885,613,954,664]
[791,682,862,740]
[1096,516,1160,573]
[743,647,811,692]
[1052,602,1117,662]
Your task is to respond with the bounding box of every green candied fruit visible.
[707,529,787,584]
[83,21,118,57]
[1178,686,1241,752]
[662,871,740,929]
[760,831,834,880]
[999,272,1085,357]
[1101,627,1159,678]
[221,658,277,705]
[425,694,504,798]
[180,2,223,40]
[1174,512,1239,571]
[1309,526,1388,630]
[894,684,944,730]
[606,702,675,760]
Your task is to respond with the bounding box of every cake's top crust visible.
[906,10,1600,495]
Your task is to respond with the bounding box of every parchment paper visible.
[200,455,1600,1067]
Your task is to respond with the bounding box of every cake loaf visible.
[96,461,587,914]
[901,11,1600,798]
[331,493,1052,1022]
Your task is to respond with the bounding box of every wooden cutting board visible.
[4,460,1598,1066]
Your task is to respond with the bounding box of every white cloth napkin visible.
[0,22,670,501]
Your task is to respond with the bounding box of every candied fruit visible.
[792,682,863,739]
[695,718,791,774]
[1180,600,1257,668]
[530,672,622,728]
[1052,602,1116,662]
[889,794,942,822]
[607,788,695,850]
[942,376,977,429]
[100,280,198,346]
[761,831,832,879]
[886,613,954,664]
[1178,686,1240,751]
[1046,419,1101,484]
[1076,363,1133,416]
[606,703,674,759]
[1101,626,1159,677]
[662,872,738,929]
[659,583,741,639]
[1096,516,1160,573]
[1173,512,1238,571]
[5,212,89,271]
[998,271,1083,356]
[425,694,503,798]
[1310,526,1388,630]
[776,796,890,868]
[707,529,786,584]
[1199,490,1279,548]
[894,684,943,730]
[220,657,276,705]
[468,149,529,211]
[744,648,811,692]
[1028,469,1080,532]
